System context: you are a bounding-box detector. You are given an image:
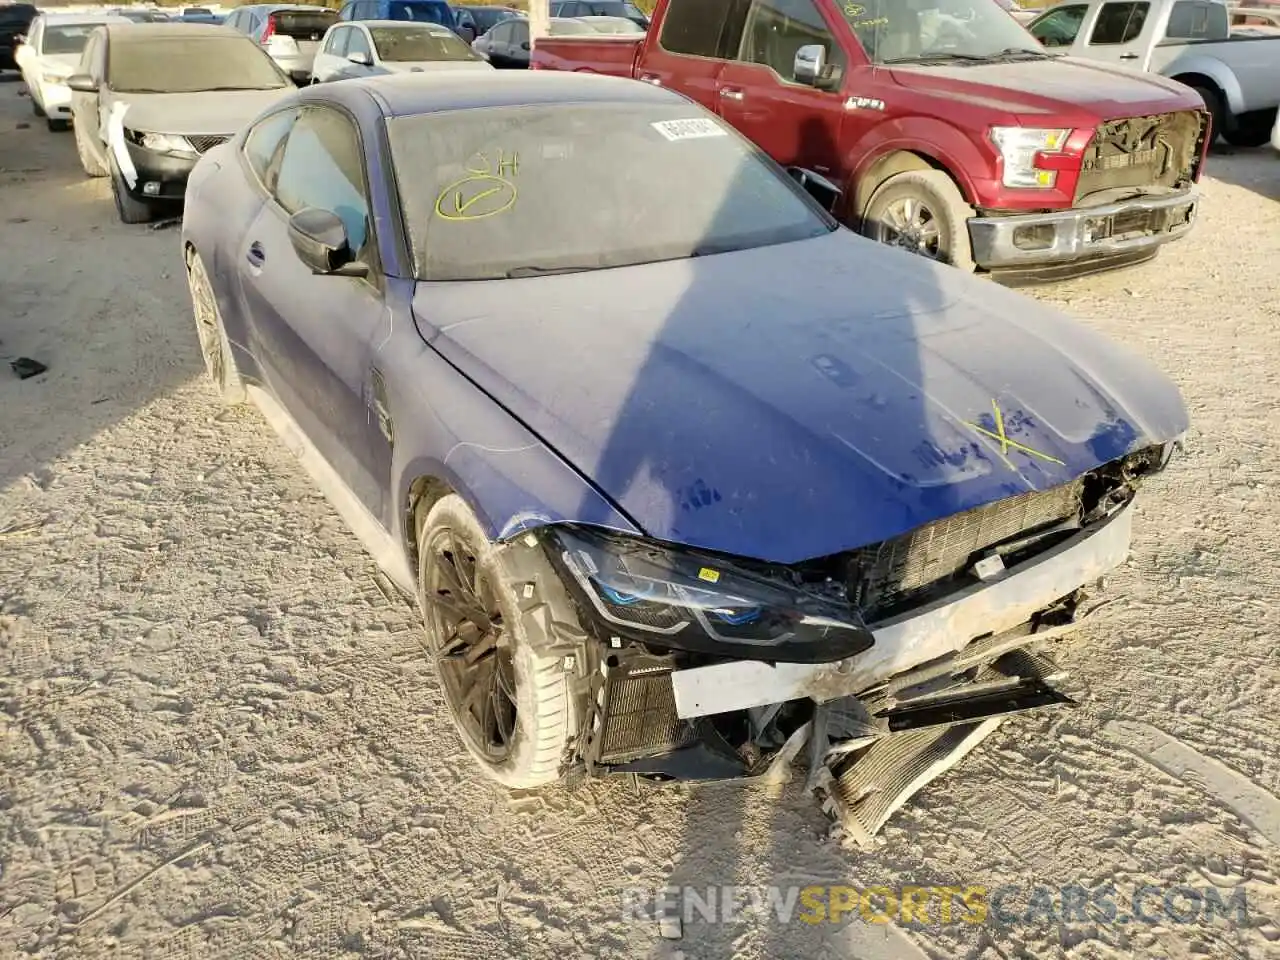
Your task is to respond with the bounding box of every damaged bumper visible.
[669,502,1133,719]
[567,501,1136,842]
[968,190,1198,272]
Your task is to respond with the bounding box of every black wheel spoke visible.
[424,523,519,762]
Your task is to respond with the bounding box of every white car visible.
[310,19,492,83]
[1273,108,1280,152]
[14,12,129,131]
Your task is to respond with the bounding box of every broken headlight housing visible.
[124,128,197,157]
[544,527,874,664]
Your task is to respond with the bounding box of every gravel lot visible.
[1,77,1279,960]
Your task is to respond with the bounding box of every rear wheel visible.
[416,494,574,789]
[109,154,154,224]
[861,169,976,272]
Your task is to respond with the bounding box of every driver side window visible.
[272,106,373,263]
[738,0,844,84]
[1029,4,1088,47]
[347,27,372,58]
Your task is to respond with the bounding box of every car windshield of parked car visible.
[107,35,290,93]
[389,103,834,282]
[271,10,339,38]
[845,0,1046,63]
[43,24,102,55]
[580,1,646,19]
[470,7,516,31]
[370,25,480,60]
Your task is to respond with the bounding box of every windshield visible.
[388,103,833,282]
[43,24,101,55]
[370,26,480,60]
[844,0,1046,64]
[585,1,647,18]
[389,1,457,27]
[108,36,289,93]
[471,8,516,31]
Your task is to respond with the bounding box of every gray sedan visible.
[310,19,491,82]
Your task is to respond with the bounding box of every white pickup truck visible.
[1027,0,1280,146]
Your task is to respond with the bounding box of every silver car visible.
[222,3,337,83]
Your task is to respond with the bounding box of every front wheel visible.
[860,169,977,272]
[416,494,574,789]
[73,120,107,177]
[187,250,246,405]
[31,95,45,118]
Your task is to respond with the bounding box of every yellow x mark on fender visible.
[966,399,1065,466]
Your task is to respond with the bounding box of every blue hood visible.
[412,230,1187,564]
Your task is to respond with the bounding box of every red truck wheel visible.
[861,170,976,273]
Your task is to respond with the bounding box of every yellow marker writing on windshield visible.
[435,174,517,221]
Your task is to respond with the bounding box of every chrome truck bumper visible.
[671,502,1134,720]
[967,190,1199,270]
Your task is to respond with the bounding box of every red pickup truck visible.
[532,0,1211,282]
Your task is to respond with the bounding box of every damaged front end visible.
[524,441,1178,843]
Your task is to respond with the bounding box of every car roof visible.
[103,22,241,40]
[354,69,688,117]
[355,18,455,30]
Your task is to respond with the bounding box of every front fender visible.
[848,116,990,208]
[382,325,640,569]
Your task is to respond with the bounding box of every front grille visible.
[849,479,1084,620]
[187,134,231,154]
[1075,111,1206,203]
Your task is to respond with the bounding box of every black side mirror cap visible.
[287,207,368,278]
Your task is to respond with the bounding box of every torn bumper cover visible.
[543,479,1142,842]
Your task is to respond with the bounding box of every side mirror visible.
[347,50,372,66]
[66,74,99,93]
[13,33,25,44]
[787,166,843,211]
[794,43,825,85]
[287,208,368,278]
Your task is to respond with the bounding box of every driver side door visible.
[235,104,388,519]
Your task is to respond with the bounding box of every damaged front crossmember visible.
[571,596,1086,845]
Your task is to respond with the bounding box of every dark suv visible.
[1,3,38,70]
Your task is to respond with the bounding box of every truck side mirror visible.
[794,44,825,85]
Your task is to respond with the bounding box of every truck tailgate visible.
[531,34,641,76]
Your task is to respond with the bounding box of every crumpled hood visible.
[413,230,1187,564]
[889,56,1202,121]
[383,59,493,73]
[114,87,294,136]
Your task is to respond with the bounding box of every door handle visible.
[719,87,745,101]
[1118,53,1138,60]
[246,241,265,267]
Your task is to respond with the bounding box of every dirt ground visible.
[1,77,1279,960]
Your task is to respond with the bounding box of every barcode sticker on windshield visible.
[651,118,727,142]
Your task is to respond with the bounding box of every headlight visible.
[42,71,70,85]
[124,129,197,156]
[545,527,874,664]
[990,126,1070,189]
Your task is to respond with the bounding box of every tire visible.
[860,169,977,272]
[46,117,69,133]
[109,154,153,224]
[1222,110,1277,149]
[74,121,107,178]
[187,250,247,405]
[416,494,573,789]
[1186,83,1226,147]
